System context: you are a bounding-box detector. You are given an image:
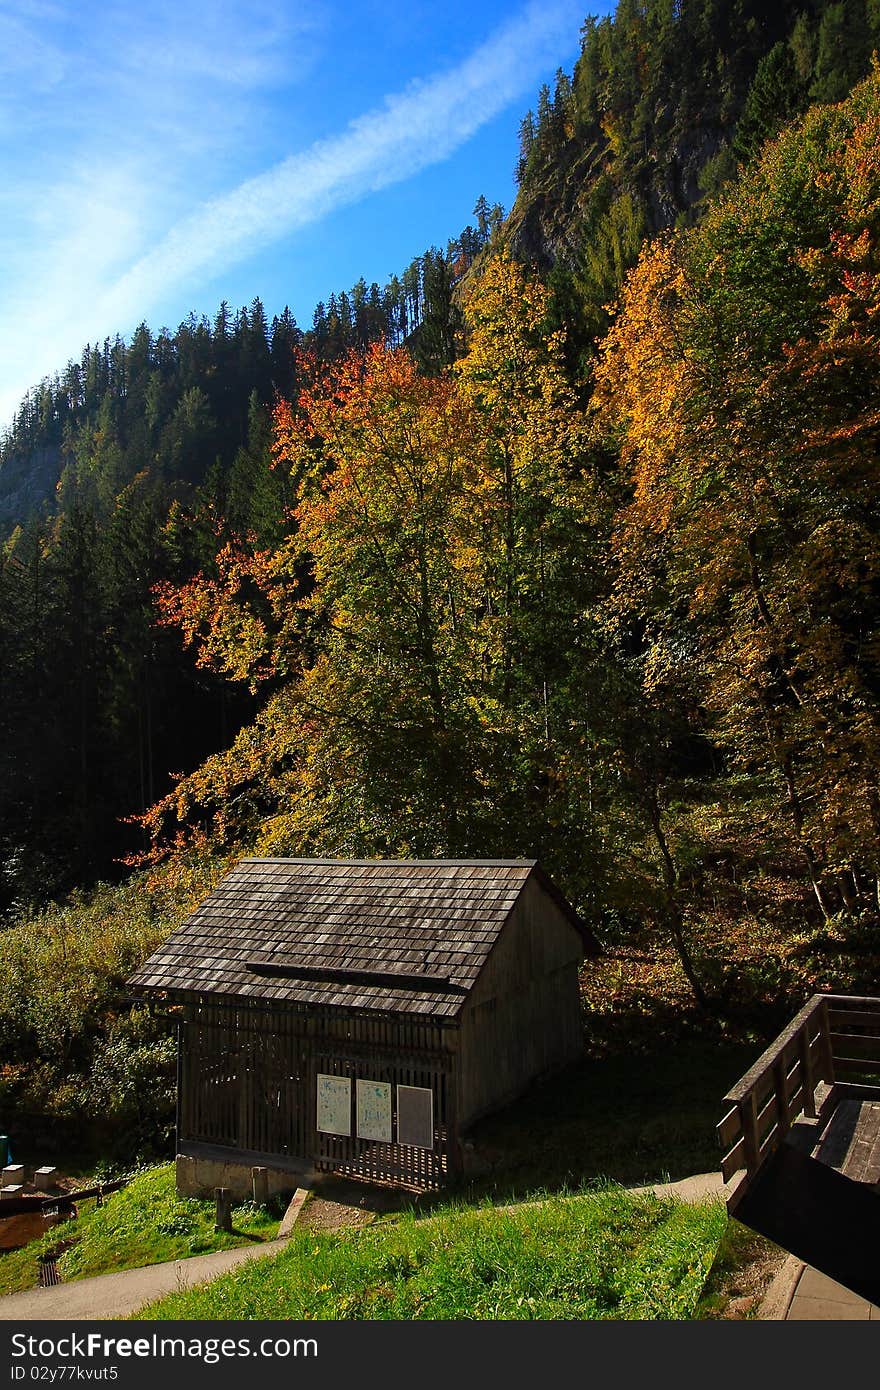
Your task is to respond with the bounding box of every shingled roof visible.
[128,857,591,1019]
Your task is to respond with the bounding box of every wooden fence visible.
[717,993,880,1196]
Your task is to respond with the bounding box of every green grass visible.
[0,1164,280,1295]
[134,1187,727,1321]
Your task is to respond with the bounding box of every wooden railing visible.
[717,994,880,1192]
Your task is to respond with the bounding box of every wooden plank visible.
[799,1028,816,1118]
[724,1169,750,1211]
[717,1107,741,1151]
[829,1009,880,1029]
[756,1091,779,1144]
[829,1032,880,1059]
[812,1097,880,1184]
[817,1001,836,1087]
[839,1100,873,1178]
[864,1111,880,1185]
[758,1120,780,1160]
[740,1093,760,1175]
[821,994,880,1010]
[721,1137,746,1182]
[773,1058,791,1135]
[831,1056,880,1076]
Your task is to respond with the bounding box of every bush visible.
[0,858,227,1161]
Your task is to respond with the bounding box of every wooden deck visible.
[717,994,880,1304]
[813,1097,880,1182]
[718,993,880,1204]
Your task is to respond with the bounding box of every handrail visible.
[722,996,827,1106]
[718,993,880,1195]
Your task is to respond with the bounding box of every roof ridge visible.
[240,857,539,867]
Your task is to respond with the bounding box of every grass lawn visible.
[134,1186,726,1321]
[0,1165,280,1296]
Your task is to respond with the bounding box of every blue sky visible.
[0,0,591,429]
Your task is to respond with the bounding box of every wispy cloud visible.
[0,0,324,425]
[0,0,579,428]
[99,0,578,327]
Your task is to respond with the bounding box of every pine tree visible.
[734,41,804,164]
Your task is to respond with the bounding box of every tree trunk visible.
[645,789,710,1010]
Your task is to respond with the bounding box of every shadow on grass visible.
[452,1035,759,1203]
[314,1033,763,1221]
[694,1218,788,1319]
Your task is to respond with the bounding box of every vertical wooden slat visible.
[179,1000,455,1190]
[799,1028,816,1117]
[773,1055,790,1136]
[818,998,836,1086]
[740,1092,760,1175]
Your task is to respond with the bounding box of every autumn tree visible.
[597,68,880,919]
[142,266,617,908]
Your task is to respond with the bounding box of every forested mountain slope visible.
[508,0,880,346]
[1,0,878,921]
[0,220,495,907]
[3,0,880,1151]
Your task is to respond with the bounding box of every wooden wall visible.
[178,1001,458,1189]
[455,877,584,1127]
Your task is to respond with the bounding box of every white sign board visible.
[316,1073,351,1136]
[356,1079,392,1143]
[396,1084,434,1149]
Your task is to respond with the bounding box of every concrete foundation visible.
[176,1149,315,1201]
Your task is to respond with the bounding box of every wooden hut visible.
[129,858,596,1195]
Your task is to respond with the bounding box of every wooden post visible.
[818,998,836,1086]
[773,1056,790,1136]
[214,1187,232,1233]
[799,1027,816,1118]
[739,1093,759,1176]
[251,1167,268,1206]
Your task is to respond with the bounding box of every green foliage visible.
[810,0,873,104]
[135,1188,726,1321]
[4,0,880,1153]
[733,41,806,164]
[60,1165,279,1281]
[138,260,620,916]
[511,0,879,358]
[0,860,225,1150]
[0,469,259,907]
